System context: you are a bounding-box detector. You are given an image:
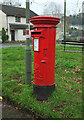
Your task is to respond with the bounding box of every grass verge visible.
[57,44,82,51]
[2,46,82,118]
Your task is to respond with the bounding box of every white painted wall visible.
[0,10,7,31]
[15,30,18,41]
[17,30,26,41]
[8,22,11,41]
[8,16,26,24]
[21,18,26,24]
[0,10,2,31]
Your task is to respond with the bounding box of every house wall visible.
[0,10,7,31]
[15,30,26,41]
[15,30,18,41]
[21,18,26,24]
[18,30,26,41]
[7,16,26,41]
[8,16,26,24]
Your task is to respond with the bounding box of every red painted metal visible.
[26,30,29,35]
[30,16,60,86]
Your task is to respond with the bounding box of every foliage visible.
[67,28,82,41]
[69,14,82,25]
[68,28,82,35]
[2,28,9,43]
[2,46,82,118]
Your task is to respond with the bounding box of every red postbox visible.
[30,16,60,100]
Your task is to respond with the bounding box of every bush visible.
[2,28,9,43]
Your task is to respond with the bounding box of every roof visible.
[0,4,38,18]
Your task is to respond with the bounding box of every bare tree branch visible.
[2,0,22,7]
[43,1,62,18]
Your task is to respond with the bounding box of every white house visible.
[0,4,38,41]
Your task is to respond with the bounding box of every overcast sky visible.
[21,0,83,15]
[0,0,84,15]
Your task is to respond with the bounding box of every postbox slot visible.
[32,32,41,35]
[41,60,46,63]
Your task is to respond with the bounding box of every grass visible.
[2,45,82,118]
[59,45,83,51]
[57,44,83,51]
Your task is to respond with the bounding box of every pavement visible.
[0,101,2,120]
[58,50,82,53]
[2,101,36,119]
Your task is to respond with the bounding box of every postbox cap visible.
[30,16,60,26]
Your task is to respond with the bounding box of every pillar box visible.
[30,16,60,100]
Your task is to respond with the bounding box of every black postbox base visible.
[33,84,55,101]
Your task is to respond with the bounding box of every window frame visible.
[15,16,21,22]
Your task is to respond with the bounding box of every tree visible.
[2,28,9,43]
[43,2,62,18]
[2,0,21,7]
[69,14,82,25]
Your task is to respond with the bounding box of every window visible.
[23,30,26,35]
[15,16,21,22]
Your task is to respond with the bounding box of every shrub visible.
[2,28,9,43]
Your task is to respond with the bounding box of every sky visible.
[22,0,83,15]
[0,0,84,15]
